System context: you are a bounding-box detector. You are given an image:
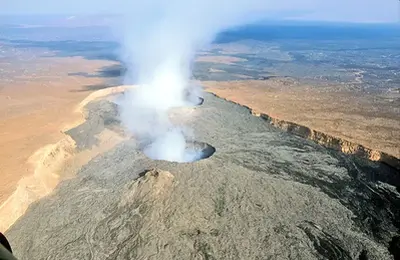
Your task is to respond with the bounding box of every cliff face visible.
[205,89,399,169]
[252,109,399,170]
[203,79,400,161]
[0,95,126,233]
[6,92,400,260]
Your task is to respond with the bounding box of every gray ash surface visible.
[6,92,400,260]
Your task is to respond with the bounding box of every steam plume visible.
[116,0,268,162]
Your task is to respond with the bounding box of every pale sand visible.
[0,80,130,232]
[204,79,400,159]
[0,56,111,203]
[195,55,247,65]
[0,55,129,231]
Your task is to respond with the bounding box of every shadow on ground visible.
[0,38,120,61]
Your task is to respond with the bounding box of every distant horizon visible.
[0,0,399,24]
[0,14,399,27]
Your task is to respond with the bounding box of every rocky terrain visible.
[202,78,400,163]
[2,21,400,260]
[5,90,400,260]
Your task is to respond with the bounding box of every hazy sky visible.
[1,0,399,23]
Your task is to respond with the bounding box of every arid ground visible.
[0,49,116,204]
[1,21,399,259]
[0,44,127,231]
[203,78,400,159]
[5,90,400,260]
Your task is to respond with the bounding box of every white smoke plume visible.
[116,0,270,162]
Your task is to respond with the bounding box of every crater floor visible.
[6,92,400,260]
